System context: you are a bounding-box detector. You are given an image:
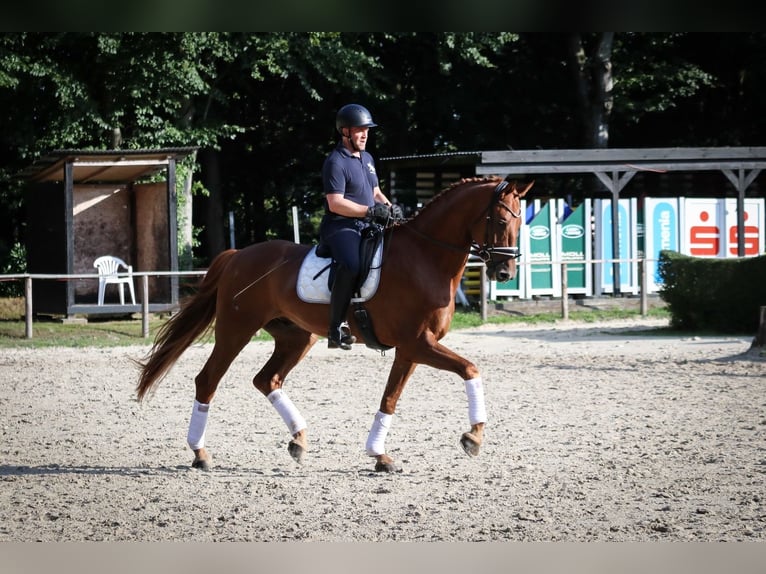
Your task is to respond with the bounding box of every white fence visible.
[0,271,206,339]
[3,259,654,340]
[462,257,656,322]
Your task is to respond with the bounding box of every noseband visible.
[470,180,522,264]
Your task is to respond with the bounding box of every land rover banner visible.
[489,199,526,299]
[525,201,557,295]
[558,198,591,294]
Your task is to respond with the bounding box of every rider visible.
[320,103,395,350]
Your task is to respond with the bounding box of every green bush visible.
[658,250,766,333]
[0,242,26,297]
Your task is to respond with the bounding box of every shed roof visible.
[20,147,198,184]
[380,147,766,175]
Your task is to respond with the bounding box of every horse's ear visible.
[517,180,534,198]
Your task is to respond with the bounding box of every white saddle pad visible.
[296,243,383,304]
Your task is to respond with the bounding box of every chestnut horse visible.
[136,176,533,472]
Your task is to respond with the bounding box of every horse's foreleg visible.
[459,378,486,457]
[401,337,487,458]
[366,356,417,472]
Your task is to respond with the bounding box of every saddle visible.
[296,224,392,352]
[297,223,384,304]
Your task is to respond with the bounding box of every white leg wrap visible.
[365,410,393,456]
[187,399,210,450]
[464,377,487,426]
[267,389,307,435]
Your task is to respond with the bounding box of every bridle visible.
[401,179,523,265]
[471,179,523,264]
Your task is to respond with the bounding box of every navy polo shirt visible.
[322,141,379,213]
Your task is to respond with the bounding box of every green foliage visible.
[0,242,26,297]
[614,33,715,121]
[658,250,766,333]
[2,33,766,264]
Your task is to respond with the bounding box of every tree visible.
[2,33,765,276]
[0,33,243,269]
[566,33,615,149]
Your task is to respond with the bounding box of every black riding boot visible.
[328,266,358,350]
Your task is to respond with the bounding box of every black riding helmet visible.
[336,104,378,134]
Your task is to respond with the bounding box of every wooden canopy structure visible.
[22,147,197,317]
[380,147,766,291]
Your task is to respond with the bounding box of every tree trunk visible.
[753,306,766,348]
[199,148,226,260]
[591,33,614,148]
[566,32,614,149]
[178,153,195,270]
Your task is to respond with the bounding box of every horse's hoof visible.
[460,432,481,457]
[288,440,305,464]
[191,458,212,471]
[374,460,400,473]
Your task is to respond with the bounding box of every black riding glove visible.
[367,202,391,224]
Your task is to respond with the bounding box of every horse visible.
[135,176,534,472]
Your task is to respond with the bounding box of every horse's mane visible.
[411,175,503,220]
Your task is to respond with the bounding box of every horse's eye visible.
[498,219,507,226]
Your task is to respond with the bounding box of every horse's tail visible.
[135,249,237,402]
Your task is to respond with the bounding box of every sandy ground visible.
[1,317,764,542]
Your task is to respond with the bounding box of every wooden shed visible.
[21,148,197,317]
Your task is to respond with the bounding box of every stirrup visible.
[328,321,356,350]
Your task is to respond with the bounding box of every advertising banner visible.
[642,197,680,292]
[681,198,726,257]
[682,197,765,258]
[524,201,559,296]
[594,198,639,294]
[724,198,765,257]
[557,198,592,295]
[490,199,526,299]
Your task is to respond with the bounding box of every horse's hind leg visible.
[365,355,417,472]
[256,318,319,464]
[189,331,255,470]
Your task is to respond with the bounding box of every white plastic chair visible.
[94,255,136,305]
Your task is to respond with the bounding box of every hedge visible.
[658,250,766,333]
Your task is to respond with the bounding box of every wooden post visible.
[480,265,488,323]
[754,306,766,348]
[25,275,33,339]
[560,262,569,320]
[640,258,648,316]
[141,275,149,338]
